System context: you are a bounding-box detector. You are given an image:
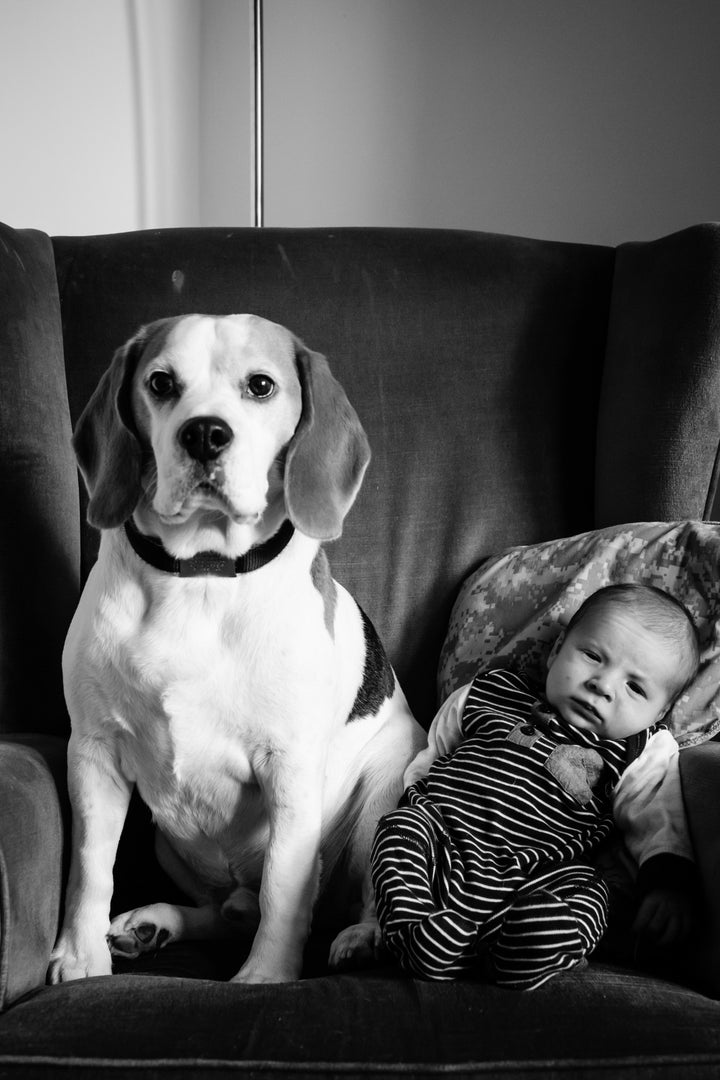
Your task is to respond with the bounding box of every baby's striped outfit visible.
[371,668,648,990]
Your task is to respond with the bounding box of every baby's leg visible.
[490,863,609,991]
[371,807,478,980]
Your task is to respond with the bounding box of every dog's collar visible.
[123,516,295,577]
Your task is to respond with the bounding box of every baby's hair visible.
[564,583,700,701]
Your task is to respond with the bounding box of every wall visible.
[130,0,202,230]
[1,0,719,244]
[263,0,720,244]
[0,0,242,235]
[0,0,140,234]
[199,0,252,227]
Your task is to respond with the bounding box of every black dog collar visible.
[123,516,295,577]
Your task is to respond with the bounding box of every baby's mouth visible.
[571,698,602,723]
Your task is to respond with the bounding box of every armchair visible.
[1,219,720,1077]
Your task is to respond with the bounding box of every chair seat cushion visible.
[2,965,720,1079]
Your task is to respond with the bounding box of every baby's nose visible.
[587,674,612,700]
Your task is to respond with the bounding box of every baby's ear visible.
[547,630,566,669]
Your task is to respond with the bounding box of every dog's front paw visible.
[328,920,384,971]
[48,934,113,984]
[107,903,182,958]
[230,968,297,985]
[231,956,301,985]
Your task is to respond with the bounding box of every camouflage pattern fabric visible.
[438,521,720,747]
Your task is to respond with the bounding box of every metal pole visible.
[253,0,264,227]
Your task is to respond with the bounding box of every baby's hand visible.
[633,887,696,946]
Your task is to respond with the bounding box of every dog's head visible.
[74,314,370,542]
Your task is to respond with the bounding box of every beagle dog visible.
[48,314,424,985]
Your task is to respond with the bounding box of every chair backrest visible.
[2,222,719,734]
[54,227,619,725]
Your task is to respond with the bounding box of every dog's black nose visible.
[179,416,234,463]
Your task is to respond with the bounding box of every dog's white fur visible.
[48,314,424,985]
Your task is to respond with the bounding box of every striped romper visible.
[371,668,649,990]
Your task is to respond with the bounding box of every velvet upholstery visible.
[2,968,720,1079]
[0,224,79,736]
[0,736,65,1011]
[597,224,720,527]
[2,219,720,1077]
[679,743,720,996]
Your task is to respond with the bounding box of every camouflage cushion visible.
[438,521,720,747]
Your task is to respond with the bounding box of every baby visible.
[371,584,700,990]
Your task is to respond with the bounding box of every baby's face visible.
[545,606,679,739]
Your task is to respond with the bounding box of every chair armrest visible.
[679,740,720,997]
[0,735,67,1010]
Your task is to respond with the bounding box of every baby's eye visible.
[582,649,600,662]
[628,681,647,698]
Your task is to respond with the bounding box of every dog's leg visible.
[107,901,252,957]
[232,757,324,984]
[107,833,261,957]
[48,739,132,983]
[327,872,384,971]
[328,701,423,971]
[326,806,386,971]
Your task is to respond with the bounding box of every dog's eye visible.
[246,374,276,399]
[147,371,177,400]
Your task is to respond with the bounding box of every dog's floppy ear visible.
[284,342,371,540]
[73,328,148,530]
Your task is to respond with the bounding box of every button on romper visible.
[371,668,647,989]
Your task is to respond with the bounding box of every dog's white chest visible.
[68,552,332,840]
[107,591,256,828]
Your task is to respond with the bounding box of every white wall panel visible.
[263,0,720,244]
[0,0,140,234]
